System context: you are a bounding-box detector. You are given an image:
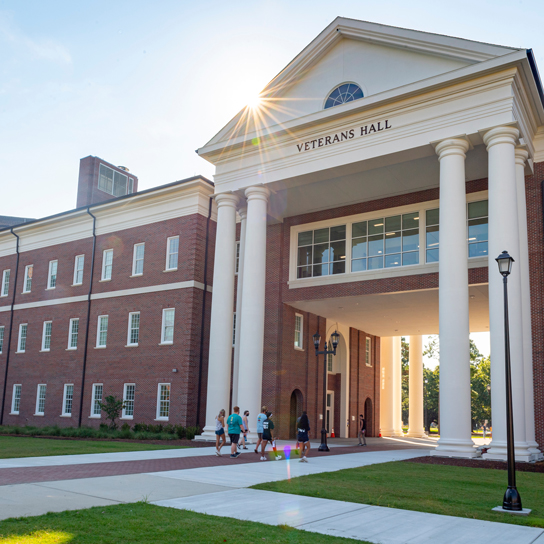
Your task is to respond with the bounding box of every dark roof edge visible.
[527,49,544,111]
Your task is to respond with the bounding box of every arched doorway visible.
[364,397,373,437]
[290,389,303,439]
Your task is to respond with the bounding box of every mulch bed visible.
[405,455,544,473]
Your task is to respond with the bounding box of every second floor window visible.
[47,260,58,289]
[23,265,33,293]
[18,324,27,352]
[102,249,113,280]
[294,314,303,349]
[127,312,140,346]
[161,309,175,344]
[97,316,108,347]
[73,255,85,285]
[297,226,346,279]
[166,237,179,271]
[69,318,79,349]
[132,243,145,276]
[1,269,10,296]
[42,321,52,351]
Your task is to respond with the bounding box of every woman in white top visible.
[215,409,226,456]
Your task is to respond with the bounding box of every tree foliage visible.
[99,395,125,430]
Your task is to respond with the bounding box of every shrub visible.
[99,395,125,430]
[175,425,185,439]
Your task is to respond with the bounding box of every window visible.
[161,309,175,344]
[11,384,22,414]
[127,312,140,346]
[101,249,113,280]
[327,341,333,372]
[366,337,372,367]
[17,324,27,352]
[73,255,85,285]
[91,384,103,417]
[62,384,74,416]
[294,314,303,349]
[468,200,488,258]
[297,225,346,278]
[1,269,10,296]
[128,178,134,194]
[425,208,439,263]
[97,316,108,347]
[324,83,364,109]
[132,243,145,276]
[166,236,179,271]
[47,260,58,289]
[98,163,129,197]
[68,318,79,349]
[122,384,135,418]
[0,326,4,353]
[156,383,170,419]
[23,265,33,293]
[35,384,46,415]
[235,242,240,274]
[232,312,236,347]
[352,213,419,272]
[41,321,52,351]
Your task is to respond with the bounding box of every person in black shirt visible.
[358,414,367,446]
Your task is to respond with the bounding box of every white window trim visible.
[61,384,74,416]
[155,383,170,421]
[10,384,22,414]
[122,383,135,419]
[90,383,103,418]
[294,313,304,350]
[17,323,27,353]
[22,265,33,293]
[0,325,4,354]
[165,236,179,271]
[160,308,175,345]
[47,260,58,290]
[127,312,140,347]
[73,254,85,286]
[96,315,108,348]
[41,321,52,352]
[1,269,10,297]
[67,318,79,350]
[101,249,113,281]
[35,384,46,416]
[131,243,145,277]
[366,337,372,367]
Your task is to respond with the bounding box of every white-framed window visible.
[68,318,79,349]
[0,326,4,354]
[101,249,113,281]
[62,384,74,416]
[98,163,129,197]
[97,315,108,347]
[23,265,33,293]
[156,383,170,420]
[127,312,140,346]
[1,269,10,297]
[467,200,489,258]
[297,225,347,278]
[235,241,240,274]
[17,323,28,353]
[128,178,134,194]
[73,255,85,285]
[35,384,46,415]
[425,208,440,263]
[47,260,58,289]
[366,337,372,367]
[232,312,236,347]
[41,321,52,351]
[91,384,103,417]
[294,314,303,349]
[166,236,179,271]
[122,383,135,418]
[161,308,175,344]
[11,384,22,414]
[132,243,145,276]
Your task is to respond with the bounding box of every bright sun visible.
[246,94,262,109]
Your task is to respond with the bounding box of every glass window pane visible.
[426,226,439,248]
[297,266,312,279]
[351,237,367,259]
[368,256,383,270]
[403,229,419,252]
[368,235,384,256]
[352,222,367,238]
[313,264,329,277]
[297,246,312,267]
[330,261,345,275]
[385,254,401,268]
[468,218,488,243]
[426,248,439,263]
[468,200,488,220]
[368,219,384,235]
[314,228,329,244]
[330,241,345,261]
[351,258,366,272]
[385,215,401,232]
[384,231,401,254]
[403,252,419,266]
[403,212,420,230]
[426,208,439,227]
[330,225,346,241]
[313,243,330,264]
[469,241,488,258]
[298,231,312,246]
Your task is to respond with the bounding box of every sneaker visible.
[302,456,308,462]
[299,458,305,462]
[276,455,282,460]
[230,454,237,458]
[215,450,220,457]
[243,446,248,450]
[235,452,241,458]
[260,456,266,461]
[254,449,259,454]
[237,444,242,450]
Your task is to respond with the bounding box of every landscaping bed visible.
[405,455,544,473]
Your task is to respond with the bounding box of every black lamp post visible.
[496,250,522,511]
[313,329,339,452]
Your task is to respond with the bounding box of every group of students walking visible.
[214,406,312,462]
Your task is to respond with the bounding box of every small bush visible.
[99,423,109,432]
[175,425,185,439]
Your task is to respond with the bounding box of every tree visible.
[423,364,439,433]
[401,337,409,425]
[99,395,125,430]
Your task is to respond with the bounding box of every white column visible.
[515,147,542,459]
[392,336,404,437]
[231,207,247,407]
[432,138,476,458]
[379,336,395,436]
[407,335,426,437]
[236,186,269,439]
[483,127,531,460]
[200,193,239,438]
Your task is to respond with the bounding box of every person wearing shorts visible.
[255,406,267,454]
[261,412,282,461]
[215,409,226,456]
[297,411,311,462]
[227,406,244,458]
[238,410,249,450]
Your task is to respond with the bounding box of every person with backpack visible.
[297,411,311,462]
[227,406,244,459]
[215,408,226,456]
[260,412,282,461]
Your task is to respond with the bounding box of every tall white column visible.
[407,335,426,437]
[483,127,531,461]
[236,186,269,438]
[200,193,239,438]
[515,147,542,459]
[231,207,247,407]
[380,336,395,436]
[392,336,404,437]
[432,138,476,458]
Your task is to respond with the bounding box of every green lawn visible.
[0,436,183,459]
[0,503,364,543]
[253,461,544,528]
